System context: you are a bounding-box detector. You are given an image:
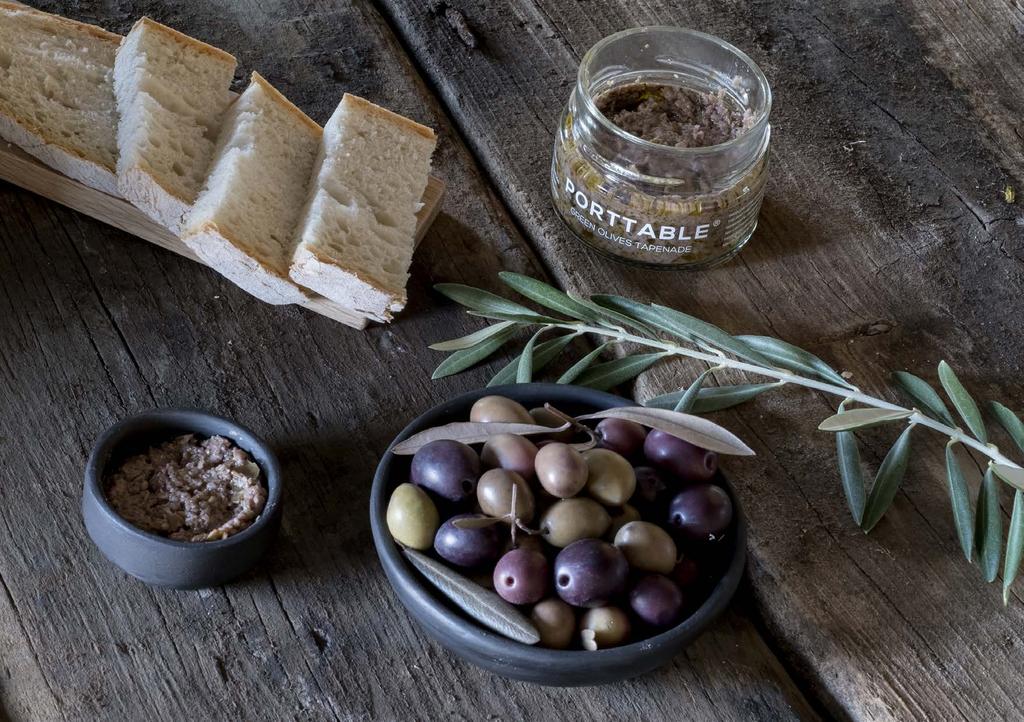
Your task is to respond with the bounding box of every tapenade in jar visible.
[551,27,772,268]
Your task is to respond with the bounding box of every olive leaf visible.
[392,421,571,455]
[432,326,518,380]
[436,283,553,320]
[673,369,714,413]
[938,361,987,443]
[489,332,579,387]
[516,329,544,383]
[992,464,1024,493]
[557,342,610,385]
[429,321,516,352]
[573,353,667,391]
[819,408,914,432]
[572,292,657,335]
[402,549,540,645]
[498,272,601,323]
[835,403,866,526]
[650,305,774,367]
[893,371,956,426]
[861,424,915,532]
[737,335,854,389]
[944,442,975,561]
[468,310,568,325]
[576,406,755,456]
[591,295,684,340]
[990,402,1024,455]
[976,467,1003,583]
[1004,491,1024,605]
[645,382,781,413]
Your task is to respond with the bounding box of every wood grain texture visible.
[0,1,816,720]
[378,0,1024,719]
[0,140,446,330]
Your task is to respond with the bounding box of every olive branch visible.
[428,272,1024,604]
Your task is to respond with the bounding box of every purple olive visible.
[554,539,628,608]
[643,430,718,482]
[670,557,700,588]
[594,418,647,458]
[629,575,684,628]
[493,548,550,605]
[411,440,480,502]
[667,484,733,543]
[632,465,670,517]
[433,514,503,568]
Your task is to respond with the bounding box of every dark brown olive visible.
[583,448,636,506]
[470,395,533,424]
[476,468,535,522]
[540,498,611,547]
[531,598,576,649]
[613,520,677,574]
[410,440,480,502]
[595,418,647,458]
[535,442,588,498]
[481,433,538,480]
[579,606,631,650]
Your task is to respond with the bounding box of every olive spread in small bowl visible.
[83,409,282,589]
[370,384,746,686]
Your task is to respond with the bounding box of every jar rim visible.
[577,26,773,156]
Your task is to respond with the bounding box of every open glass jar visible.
[551,27,772,268]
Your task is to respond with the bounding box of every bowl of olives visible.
[370,383,747,686]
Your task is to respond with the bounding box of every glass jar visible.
[550,26,772,268]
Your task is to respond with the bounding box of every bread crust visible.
[250,73,323,138]
[340,93,436,141]
[129,16,236,67]
[289,245,404,323]
[0,2,122,43]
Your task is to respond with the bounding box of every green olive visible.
[469,395,533,424]
[540,498,610,548]
[476,468,535,523]
[583,448,636,506]
[386,483,439,550]
[535,442,588,498]
[529,407,574,442]
[613,521,677,574]
[580,606,631,650]
[531,598,576,650]
[607,504,642,539]
[481,433,538,479]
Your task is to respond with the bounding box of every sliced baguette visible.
[289,94,436,322]
[181,72,320,305]
[113,17,236,233]
[0,2,120,195]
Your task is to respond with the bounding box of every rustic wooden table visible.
[2,1,1023,720]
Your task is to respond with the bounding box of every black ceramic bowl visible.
[82,409,282,589]
[370,383,746,686]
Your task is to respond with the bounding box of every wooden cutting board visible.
[0,140,444,329]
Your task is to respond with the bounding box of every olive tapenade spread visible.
[595,82,752,149]
[105,434,266,542]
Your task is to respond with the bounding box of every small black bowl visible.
[370,383,747,686]
[82,409,283,589]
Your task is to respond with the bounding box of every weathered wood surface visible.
[0,1,818,720]
[378,1,1024,719]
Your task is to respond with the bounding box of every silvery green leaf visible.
[992,464,1024,493]
[556,342,610,384]
[861,424,914,532]
[976,467,1003,583]
[488,332,579,387]
[573,353,666,392]
[429,321,516,351]
[835,406,865,525]
[1004,491,1024,605]
[576,406,755,456]
[431,326,518,380]
[498,272,601,323]
[893,371,956,426]
[944,442,975,561]
[403,549,540,644]
[989,402,1024,455]
[591,295,683,340]
[737,335,854,389]
[572,293,657,335]
[516,329,544,383]
[819,408,913,432]
[674,369,714,413]
[938,361,987,443]
[649,305,774,366]
[468,310,567,325]
[392,421,570,455]
[645,383,780,413]
[436,283,544,318]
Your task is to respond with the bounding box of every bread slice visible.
[0,2,120,195]
[113,17,236,233]
[289,94,436,322]
[181,73,320,305]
